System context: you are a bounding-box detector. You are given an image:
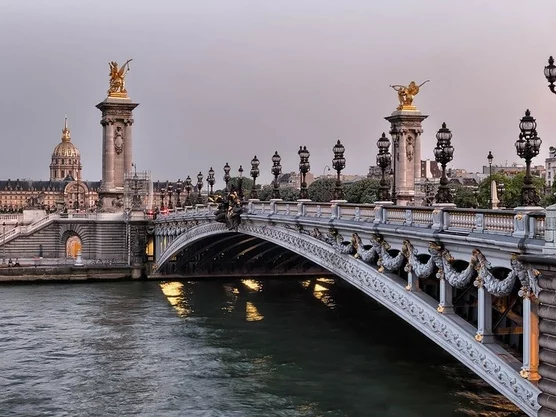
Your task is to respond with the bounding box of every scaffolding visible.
[124,170,152,211]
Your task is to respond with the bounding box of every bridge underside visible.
[157,232,331,278]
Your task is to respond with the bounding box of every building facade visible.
[0,119,99,213]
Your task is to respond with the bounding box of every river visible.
[0,277,524,416]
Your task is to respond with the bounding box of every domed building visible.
[50,117,82,181]
[0,118,100,213]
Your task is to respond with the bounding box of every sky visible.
[1,0,556,187]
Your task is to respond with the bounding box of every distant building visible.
[0,118,99,212]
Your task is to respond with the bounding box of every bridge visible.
[152,199,556,417]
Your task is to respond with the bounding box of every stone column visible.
[96,97,139,209]
[385,111,428,206]
[124,119,134,177]
[105,120,115,190]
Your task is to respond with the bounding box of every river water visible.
[1,278,524,417]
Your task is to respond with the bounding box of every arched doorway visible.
[66,235,82,258]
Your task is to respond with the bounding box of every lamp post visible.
[250,156,260,199]
[196,172,204,204]
[184,176,192,206]
[298,146,310,200]
[223,162,231,192]
[332,139,346,200]
[487,151,494,209]
[167,182,174,210]
[515,109,542,207]
[160,185,166,211]
[238,165,244,200]
[544,56,556,94]
[389,125,400,204]
[271,151,282,199]
[125,207,131,266]
[433,122,455,204]
[207,167,215,197]
[376,133,391,201]
[175,179,183,208]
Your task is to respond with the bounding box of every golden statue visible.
[108,59,133,98]
[389,80,429,111]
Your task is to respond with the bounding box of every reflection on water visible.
[159,281,191,317]
[246,301,264,322]
[0,278,525,417]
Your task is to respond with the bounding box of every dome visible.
[52,119,80,158]
[52,141,81,158]
[50,117,82,181]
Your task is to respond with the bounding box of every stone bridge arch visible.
[155,221,539,415]
[59,224,90,259]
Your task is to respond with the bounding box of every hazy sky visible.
[1,0,556,187]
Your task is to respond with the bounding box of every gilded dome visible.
[52,118,80,158]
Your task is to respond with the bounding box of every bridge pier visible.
[520,255,556,416]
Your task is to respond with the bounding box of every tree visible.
[344,178,380,204]
[453,185,477,208]
[227,176,255,198]
[308,178,335,202]
[279,187,300,201]
[476,172,545,209]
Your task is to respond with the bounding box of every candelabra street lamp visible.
[271,151,282,199]
[175,179,183,208]
[515,109,542,206]
[376,133,391,202]
[298,146,310,200]
[184,176,192,206]
[389,125,400,204]
[544,56,556,94]
[196,172,204,204]
[332,139,346,200]
[433,122,455,204]
[207,167,215,197]
[160,184,167,211]
[167,182,174,210]
[238,165,244,200]
[250,156,260,199]
[223,162,231,192]
[487,151,493,209]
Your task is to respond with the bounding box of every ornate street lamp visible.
[433,122,455,204]
[544,56,556,94]
[298,146,310,200]
[167,182,174,210]
[184,175,192,206]
[332,139,346,200]
[376,133,391,201]
[250,156,260,199]
[271,151,282,199]
[196,172,204,204]
[389,125,400,204]
[223,162,231,192]
[515,109,542,206]
[207,167,215,197]
[175,179,183,208]
[487,151,494,209]
[160,184,167,210]
[238,165,244,200]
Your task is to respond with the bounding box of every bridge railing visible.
[154,200,546,240]
[244,201,545,239]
